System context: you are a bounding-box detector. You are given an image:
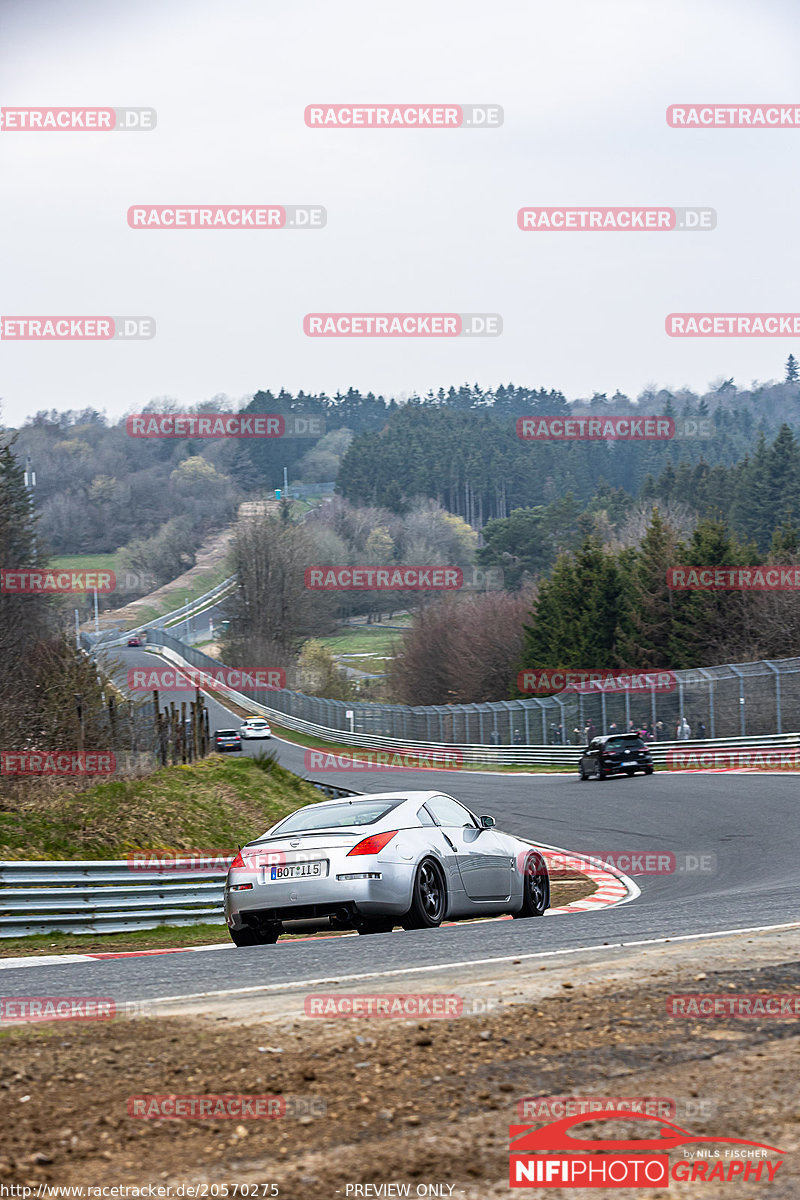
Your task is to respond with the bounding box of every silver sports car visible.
[224,790,550,945]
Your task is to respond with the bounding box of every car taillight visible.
[347,830,398,856]
[230,850,245,869]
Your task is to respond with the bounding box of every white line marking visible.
[0,953,91,970]
[128,921,800,1007]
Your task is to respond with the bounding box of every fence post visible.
[730,665,746,737]
[696,668,715,738]
[764,661,781,735]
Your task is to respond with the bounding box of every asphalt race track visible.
[4,646,799,1004]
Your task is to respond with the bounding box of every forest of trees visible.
[7,368,800,567]
[10,361,800,707]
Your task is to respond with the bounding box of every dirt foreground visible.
[1,926,799,1199]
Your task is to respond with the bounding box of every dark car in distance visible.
[579,734,654,781]
[214,729,242,752]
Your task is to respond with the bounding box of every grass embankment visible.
[50,553,120,575]
[0,753,319,861]
[136,566,232,628]
[0,755,326,955]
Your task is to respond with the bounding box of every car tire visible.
[579,766,588,781]
[644,766,654,775]
[595,764,606,781]
[513,850,550,918]
[625,768,635,776]
[401,858,447,930]
[356,919,395,935]
[229,924,280,947]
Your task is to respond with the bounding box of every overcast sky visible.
[2,0,799,426]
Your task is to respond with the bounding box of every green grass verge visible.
[50,553,120,573]
[317,627,403,657]
[0,923,230,957]
[0,753,321,860]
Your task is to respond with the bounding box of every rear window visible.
[606,736,645,750]
[270,798,404,834]
[216,730,238,736]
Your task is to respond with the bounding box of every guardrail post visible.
[601,691,607,734]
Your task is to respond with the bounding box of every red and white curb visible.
[530,842,638,915]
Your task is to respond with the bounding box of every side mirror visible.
[480,815,496,829]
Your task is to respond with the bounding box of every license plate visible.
[269,861,326,881]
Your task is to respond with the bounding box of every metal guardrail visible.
[0,781,358,939]
[0,860,229,937]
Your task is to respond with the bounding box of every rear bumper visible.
[604,761,652,772]
[225,860,413,930]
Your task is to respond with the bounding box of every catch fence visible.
[145,631,800,745]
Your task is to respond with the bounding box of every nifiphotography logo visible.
[508,1111,785,1187]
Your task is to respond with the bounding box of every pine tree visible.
[616,509,679,668]
[668,519,754,667]
[785,354,799,384]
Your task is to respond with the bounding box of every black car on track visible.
[214,729,242,752]
[579,734,654,781]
